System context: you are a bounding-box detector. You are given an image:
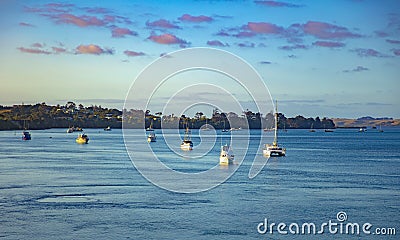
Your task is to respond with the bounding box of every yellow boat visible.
[76,133,89,144]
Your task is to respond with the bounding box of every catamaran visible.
[263,101,286,157]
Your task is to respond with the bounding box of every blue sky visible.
[0,0,399,118]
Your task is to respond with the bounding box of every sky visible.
[0,0,399,118]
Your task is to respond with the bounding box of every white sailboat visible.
[263,101,286,157]
[180,124,193,151]
[219,144,234,165]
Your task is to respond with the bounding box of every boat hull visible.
[180,141,193,151]
[219,156,233,165]
[76,135,89,144]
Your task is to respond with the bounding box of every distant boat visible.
[147,132,156,142]
[67,126,83,133]
[180,124,193,151]
[324,129,334,132]
[222,121,229,132]
[22,130,31,141]
[76,133,89,144]
[358,128,366,132]
[219,144,234,165]
[263,101,286,157]
[104,126,111,131]
[202,119,212,131]
[22,120,31,140]
[309,123,316,132]
[379,124,384,132]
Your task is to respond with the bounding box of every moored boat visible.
[76,133,89,144]
[22,130,31,140]
[219,144,234,165]
[147,132,156,142]
[180,124,193,151]
[263,100,286,157]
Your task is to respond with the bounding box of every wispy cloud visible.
[178,14,213,23]
[17,47,51,55]
[351,48,389,58]
[254,0,304,8]
[279,44,308,50]
[75,44,114,55]
[31,42,45,48]
[148,33,188,46]
[84,7,111,14]
[312,41,345,48]
[386,39,400,44]
[19,22,35,27]
[111,27,138,38]
[343,66,369,73]
[392,49,400,56]
[237,42,255,48]
[206,40,229,47]
[146,19,180,29]
[124,50,145,57]
[51,46,67,54]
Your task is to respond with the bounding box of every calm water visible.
[0,128,399,239]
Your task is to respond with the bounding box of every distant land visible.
[333,116,400,128]
[6,101,398,131]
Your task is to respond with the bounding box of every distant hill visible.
[333,117,400,128]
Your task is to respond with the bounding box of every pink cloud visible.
[19,22,35,27]
[148,33,188,45]
[207,40,229,47]
[124,50,145,57]
[279,44,308,50]
[48,13,106,27]
[302,21,361,39]
[111,27,138,38]
[386,39,400,44]
[52,47,67,54]
[17,47,51,55]
[312,41,345,48]
[351,48,388,58]
[245,22,284,34]
[254,0,304,8]
[178,14,213,22]
[146,19,180,29]
[75,44,113,55]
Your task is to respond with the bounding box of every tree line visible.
[0,102,335,130]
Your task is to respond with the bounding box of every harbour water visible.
[0,128,399,239]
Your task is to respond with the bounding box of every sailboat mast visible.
[274,100,278,145]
